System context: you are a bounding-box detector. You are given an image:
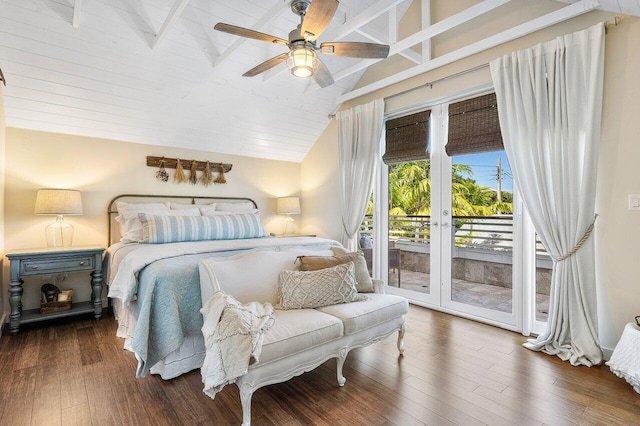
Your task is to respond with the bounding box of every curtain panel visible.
[337,99,385,251]
[490,23,605,366]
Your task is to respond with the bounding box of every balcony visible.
[360,215,551,321]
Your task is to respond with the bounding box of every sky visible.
[452,150,513,192]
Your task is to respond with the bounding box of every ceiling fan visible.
[214,0,390,88]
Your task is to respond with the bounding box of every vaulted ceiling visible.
[0,0,637,162]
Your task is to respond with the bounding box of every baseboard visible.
[602,346,613,361]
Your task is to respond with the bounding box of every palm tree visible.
[388,160,512,216]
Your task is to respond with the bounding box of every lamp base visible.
[45,215,74,247]
[281,216,295,235]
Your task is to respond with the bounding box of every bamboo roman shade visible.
[446,93,503,156]
[383,110,430,165]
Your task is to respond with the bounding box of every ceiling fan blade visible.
[300,0,339,41]
[243,53,289,77]
[313,59,334,88]
[320,42,390,58]
[214,23,288,46]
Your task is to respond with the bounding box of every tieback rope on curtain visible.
[553,214,598,262]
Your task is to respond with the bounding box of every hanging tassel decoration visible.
[174,159,187,183]
[214,164,227,184]
[189,160,198,184]
[200,161,213,186]
[155,157,169,182]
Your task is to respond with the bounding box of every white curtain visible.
[337,99,385,251]
[490,23,605,366]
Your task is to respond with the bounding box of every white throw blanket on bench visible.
[200,291,275,398]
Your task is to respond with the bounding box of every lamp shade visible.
[34,189,83,215]
[276,197,301,215]
[286,45,318,78]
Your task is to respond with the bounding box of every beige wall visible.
[301,2,639,351]
[4,128,301,311]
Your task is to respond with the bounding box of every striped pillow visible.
[138,211,266,243]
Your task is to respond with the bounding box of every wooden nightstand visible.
[6,246,105,335]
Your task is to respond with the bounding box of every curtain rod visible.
[328,17,620,120]
[328,64,488,119]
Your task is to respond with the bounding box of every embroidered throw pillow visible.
[277,262,360,310]
[297,251,374,293]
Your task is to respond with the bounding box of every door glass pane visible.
[450,151,514,313]
[388,160,431,292]
[536,236,551,322]
[359,197,374,277]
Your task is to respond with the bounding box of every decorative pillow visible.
[116,202,168,213]
[199,250,299,305]
[139,210,266,243]
[200,206,259,216]
[359,232,373,249]
[215,202,256,212]
[276,262,361,310]
[168,202,216,210]
[297,250,374,293]
[115,208,200,243]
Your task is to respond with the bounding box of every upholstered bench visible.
[199,249,408,426]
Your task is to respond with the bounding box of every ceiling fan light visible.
[287,46,318,78]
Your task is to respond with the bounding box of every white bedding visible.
[106,237,338,306]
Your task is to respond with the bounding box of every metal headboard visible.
[107,194,259,246]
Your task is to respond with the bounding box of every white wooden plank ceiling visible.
[0,0,636,162]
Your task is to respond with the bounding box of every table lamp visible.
[276,197,301,236]
[34,189,83,247]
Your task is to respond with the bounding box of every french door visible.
[375,89,532,332]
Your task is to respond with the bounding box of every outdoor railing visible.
[360,214,548,255]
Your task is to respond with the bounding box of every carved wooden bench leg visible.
[238,383,254,426]
[336,348,347,386]
[397,323,405,355]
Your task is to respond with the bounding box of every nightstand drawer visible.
[20,256,95,275]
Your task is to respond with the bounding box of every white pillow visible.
[215,202,255,212]
[200,206,259,216]
[116,201,168,213]
[199,250,300,305]
[116,208,200,243]
[168,202,216,210]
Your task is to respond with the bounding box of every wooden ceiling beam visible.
[325,0,407,41]
[354,27,422,64]
[332,0,512,83]
[336,0,600,103]
[152,0,191,49]
[422,0,432,61]
[72,0,83,29]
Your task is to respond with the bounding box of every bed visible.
[104,194,340,379]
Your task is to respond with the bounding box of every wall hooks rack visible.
[146,156,232,174]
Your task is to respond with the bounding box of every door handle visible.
[432,222,439,227]
[442,222,450,228]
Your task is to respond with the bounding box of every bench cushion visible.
[316,294,409,335]
[259,309,344,365]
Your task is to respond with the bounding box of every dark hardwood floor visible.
[1,306,638,425]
